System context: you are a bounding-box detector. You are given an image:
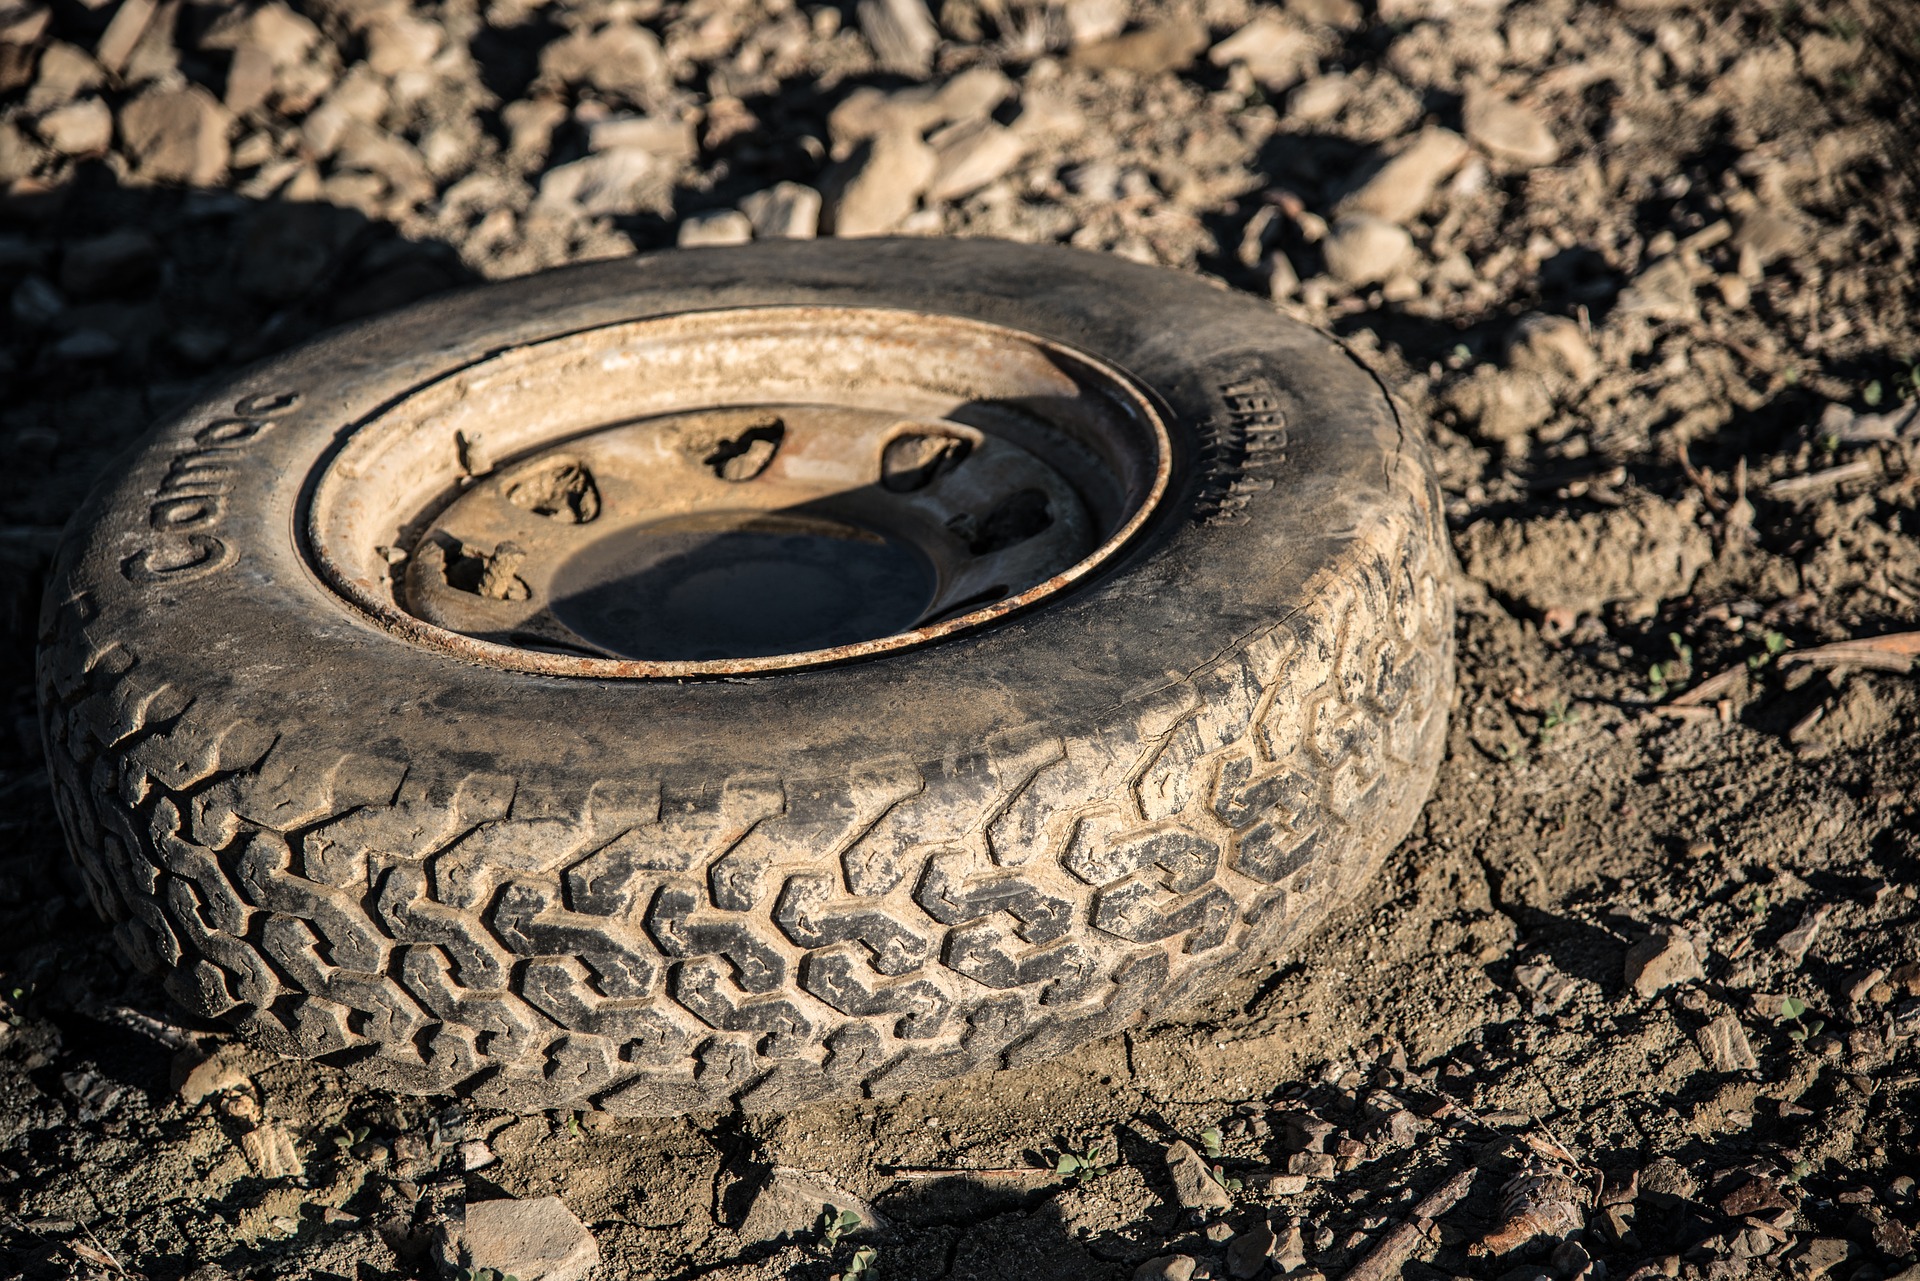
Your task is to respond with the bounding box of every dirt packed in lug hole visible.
[1,0,1917,1278]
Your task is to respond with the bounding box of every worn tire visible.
[38,240,1453,1114]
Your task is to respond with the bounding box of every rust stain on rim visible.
[305,305,1175,678]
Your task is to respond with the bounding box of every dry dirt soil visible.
[2,0,1919,1279]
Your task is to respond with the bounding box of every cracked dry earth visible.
[2,0,1919,1278]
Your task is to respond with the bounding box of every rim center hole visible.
[547,512,937,662]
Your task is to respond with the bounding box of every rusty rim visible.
[304,306,1173,677]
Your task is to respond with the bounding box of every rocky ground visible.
[2,0,1918,1279]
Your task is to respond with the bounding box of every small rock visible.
[1695,1013,1759,1073]
[1206,1221,1235,1243]
[28,41,103,112]
[239,1122,305,1178]
[539,22,669,106]
[825,129,936,236]
[1719,1176,1789,1218]
[1228,1225,1276,1278]
[1624,930,1706,998]
[458,1139,497,1171]
[1638,1157,1697,1202]
[1207,15,1317,89]
[678,209,753,246]
[1274,1224,1307,1271]
[587,114,695,162]
[536,147,661,217]
[1616,256,1696,322]
[1072,17,1209,74]
[1506,313,1597,385]
[1136,1256,1199,1281]
[859,0,939,76]
[169,1040,259,1104]
[34,96,112,156]
[739,182,822,239]
[1463,85,1560,167]
[739,1168,881,1244]
[1287,0,1362,26]
[1288,72,1353,123]
[1733,207,1806,269]
[1338,126,1468,223]
[1322,213,1412,285]
[1514,960,1582,1014]
[1247,1170,1309,1196]
[365,15,440,76]
[1287,1151,1337,1178]
[1276,1110,1334,1152]
[119,85,232,186]
[1790,1238,1857,1280]
[1164,1140,1234,1213]
[1065,0,1129,45]
[504,98,568,165]
[1775,905,1830,965]
[451,1197,599,1281]
[927,119,1026,201]
[300,66,389,159]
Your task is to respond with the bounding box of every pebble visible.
[1072,18,1209,75]
[1792,1238,1857,1280]
[1136,1256,1199,1281]
[118,85,232,185]
[458,1139,497,1171]
[33,96,112,156]
[1164,1140,1234,1213]
[1775,904,1830,965]
[927,119,1026,201]
[678,209,753,246]
[1695,1012,1759,1073]
[450,1197,599,1281]
[536,147,661,217]
[826,129,936,236]
[238,1122,305,1178]
[168,1040,258,1105]
[739,182,823,239]
[1624,930,1706,997]
[1274,1224,1308,1272]
[538,22,669,105]
[587,114,696,162]
[739,1167,880,1243]
[859,0,939,77]
[1506,313,1597,384]
[1322,213,1412,285]
[1338,127,1468,224]
[1207,15,1317,89]
[1066,0,1129,45]
[1463,85,1560,167]
[365,15,441,76]
[1288,72,1353,123]
[1227,1225,1276,1278]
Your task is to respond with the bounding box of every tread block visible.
[376,862,512,989]
[773,872,933,974]
[1064,816,1220,895]
[943,919,1094,1001]
[519,957,695,1055]
[1090,878,1235,952]
[490,881,657,998]
[235,832,386,972]
[798,945,950,1039]
[645,883,786,993]
[914,847,1073,943]
[670,959,814,1057]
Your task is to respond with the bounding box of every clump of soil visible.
[2,0,1917,1278]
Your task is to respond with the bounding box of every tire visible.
[37,240,1453,1114]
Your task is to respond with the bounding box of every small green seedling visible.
[1748,629,1788,671]
[818,1207,863,1252]
[463,1270,521,1281]
[1746,887,1769,921]
[566,1110,583,1139]
[331,1124,371,1154]
[1054,1141,1111,1183]
[1199,1126,1226,1160]
[1781,995,1825,1043]
[841,1244,879,1277]
[1211,1163,1244,1194]
[1864,380,1884,407]
[1538,699,1578,743]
